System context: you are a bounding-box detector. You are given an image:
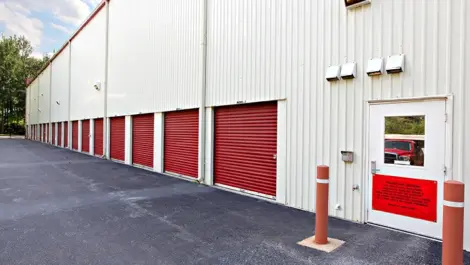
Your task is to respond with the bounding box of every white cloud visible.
[0,0,93,55]
[30,51,54,60]
[11,0,91,26]
[30,51,44,59]
[85,0,102,8]
[50,22,72,34]
[0,2,43,48]
[4,2,30,15]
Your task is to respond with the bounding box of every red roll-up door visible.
[214,102,278,197]
[164,109,198,178]
[132,113,154,168]
[110,117,125,161]
[64,122,69,148]
[43,124,46,143]
[44,123,49,143]
[58,123,62,147]
[52,123,56,145]
[82,120,90,153]
[94,118,104,156]
[72,121,78,150]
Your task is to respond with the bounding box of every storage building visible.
[25,0,470,250]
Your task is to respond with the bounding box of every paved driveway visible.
[0,139,468,265]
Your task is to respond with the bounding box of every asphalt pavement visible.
[0,139,468,265]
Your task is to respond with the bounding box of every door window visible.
[384,116,425,167]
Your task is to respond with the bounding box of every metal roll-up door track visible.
[214,102,278,197]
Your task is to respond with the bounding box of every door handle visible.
[371,160,378,174]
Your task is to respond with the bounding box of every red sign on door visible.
[372,174,438,222]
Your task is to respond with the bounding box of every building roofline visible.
[27,0,109,87]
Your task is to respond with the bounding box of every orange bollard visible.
[315,165,329,245]
[442,180,465,265]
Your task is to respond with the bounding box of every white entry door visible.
[368,100,446,239]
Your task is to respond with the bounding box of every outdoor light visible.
[94,81,102,91]
[345,0,371,9]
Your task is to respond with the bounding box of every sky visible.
[0,0,101,59]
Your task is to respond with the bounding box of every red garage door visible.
[82,120,90,153]
[44,124,49,143]
[72,121,78,150]
[214,102,278,197]
[110,117,125,161]
[94,118,104,156]
[132,114,154,168]
[64,122,69,148]
[58,123,62,147]
[164,110,198,178]
[52,123,56,145]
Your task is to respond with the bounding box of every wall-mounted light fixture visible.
[94,81,102,91]
[345,0,371,9]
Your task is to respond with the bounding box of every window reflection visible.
[384,116,425,167]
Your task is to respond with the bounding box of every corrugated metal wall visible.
[70,9,106,120]
[51,45,70,123]
[107,0,203,116]
[29,80,39,125]
[206,0,470,225]
[24,0,470,250]
[37,66,51,124]
[25,86,30,125]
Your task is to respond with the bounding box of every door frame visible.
[363,95,454,227]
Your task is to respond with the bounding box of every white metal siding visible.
[70,9,106,120]
[29,80,39,125]
[206,0,470,228]
[51,46,70,122]
[25,87,30,125]
[38,66,51,124]
[107,0,203,116]
[23,0,470,250]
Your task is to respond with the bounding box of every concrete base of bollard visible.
[298,236,345,253]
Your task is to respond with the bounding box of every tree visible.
[385,116,425,135]
[0,35,49,135]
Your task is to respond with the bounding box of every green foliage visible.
[0,35,49,134]
[385,116,425,135]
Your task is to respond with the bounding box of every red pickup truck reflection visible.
[384,139,424,166]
